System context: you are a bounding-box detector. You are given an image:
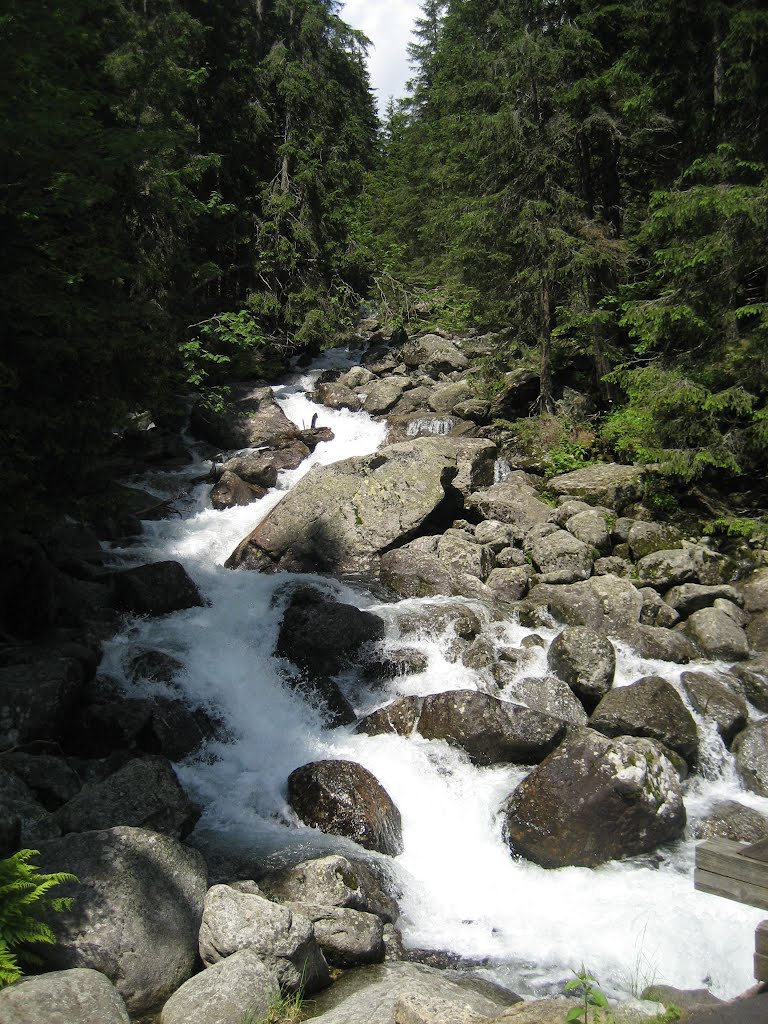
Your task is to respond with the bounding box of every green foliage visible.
[703,517,768,546]
[504,414,597,477]
[0,849,78,988]
[564,965,611,1024]
[240,986,304,1024]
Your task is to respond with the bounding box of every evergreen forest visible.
[2,0,768,530]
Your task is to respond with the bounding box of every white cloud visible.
[340,0,421,114]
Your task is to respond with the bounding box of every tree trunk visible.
[539,275,554,412]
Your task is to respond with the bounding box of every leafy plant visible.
[564,965,611,1024]
[0,849,78,987]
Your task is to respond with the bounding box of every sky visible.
[340,0,421,114]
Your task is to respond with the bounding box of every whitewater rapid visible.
[102,350,767,1001]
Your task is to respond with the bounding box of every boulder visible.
[529,530,593,583]
[215,447,301,486]
[523,575,643,633]
[731,655,768,711]
[54,756,199,838]
[446,437,498,496]
[493,672,589,727]
[663,583,743,618]
[209,470,264,510]
[589,676,699,766]
[396,602,482,641]
[112,561,204,616]
[635,549,699,590]
[453,399,491,423]
[361,378,409,414]
[475,520,516,551]
[547,464,647,510]
[679,671,748,746]
[733,719,768,796]
[627,522,682,560]
[639,587,680,628]
[361,648,429,682]
[490,368,540,418]
[547,627,616,709]
[684,607,750,661]
[258,854,400,924]
[285,902,384,967]
[160,948,280,1024]
[226,438,458,574]
[0,534,58,639]
[198,884,329,993]
[501,731,686,868]
[127,649,185,686]
[618,625,697,663]
[314,381,362,411]
[436,530,492,580]
[737,566,768,613]
[464,474,551,540]
[190,383,299,449]
[35,826,207,1014]
[300,960,518,1024]
[428,381,472,413]
[139,697,223,762]
[485,566,534,602]
[380,544,457,598]
[747,610,768,651]
[690,799,768,843]
[356,696,424,738]
[0,767,60,845]
[338,366,375,389]
[275,587,385,678]
[0,752,81,809]
[401,335,469,375]
[0,968,130,1024]
[416,690,566,766]
[565,510,611,554]
[287,760,403,856]
[0,657,85,749]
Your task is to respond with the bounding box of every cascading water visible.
[103,349,767,1003]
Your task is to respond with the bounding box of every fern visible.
[0,849,78,987]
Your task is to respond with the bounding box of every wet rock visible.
[397,602,483,641]
[589,675,699,767]
[684,607,750,661]
[733,719,768,796]
[139,697,223,761]
[525,575,643,632]
[198,884,329,993]
[627,522,683,560]
[356,696,424,737]
[416,690,566,766]
[160,949,280,1024]
[215,448,295,486]
[618,625,697,663]
[210,470,265,510]
[679,671,748,746]
[501,731,686,868]
[287,760,403,856]
[285,902,384,967]
[565,510,611,554]
[465,474,552,541]
[0,968,130,1024]
[112,561,204,616]
[494,671,589,727]
[0,656,85,749]
[314,381,362,411]
[190,383,299,450]
[54,756,199,839]
[731,655,768,711]
[547,464,647,511]
[361,648,429,682]
[227,438,458,574]
[380,545,457,598]
[35,826,207,1014]
[127,649,185,686]
[690,799,768,843]
[663,583,743,618]
[529,530,594,583]
[547,627,616,710]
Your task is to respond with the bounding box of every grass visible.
[241,988,305,1024]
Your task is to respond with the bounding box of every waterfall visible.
[102,349,766,1001]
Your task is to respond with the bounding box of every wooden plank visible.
[694,867,768,911]
[743,838,768,864]
[754,951,768,983]
[757,921,768,958]
[696,839,768,891]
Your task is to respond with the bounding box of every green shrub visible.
[0,849,78,987]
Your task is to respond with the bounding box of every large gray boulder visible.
[684,607,750,661]
[635,549,699,590]
[285,902,384,967]
[356,696,424,738]
[160,948,281,1024]
[287,760,403,856]
[589,675,699,767]
[190,383,299,449]
[547,464,647,510]
[401,335,469,375]
[464,474,551,540]
[690,799,768,843]
[501,731,686,868]
[314,381,362,411]
[361,377,409,414]
[380,543,457,598]
[444,438,498,496]
[436,530,492,581]
[565,509,611,554]
[731,655,768,711]
[522,575,643,632]
[737,566,768,613]
[679,671,748,746]
[215,445,304,486]
[428,380,472,413]
[416,690,566,766]
[35,827,207,1014]
[529,530,593,583]
[54,756,199,839]
[198,884,329,993]
[494,672,589,727]
[733,719,768,796]
[112,561,204,616]
[209,470,264,510]
[0,968,130,1024]
[226,438,458,574]
[663,583,743,618]
[618,625,697,664]
[299,961,518,1024]
[0,657,85,749]
[547,627,616,709]
[627,521,683,560]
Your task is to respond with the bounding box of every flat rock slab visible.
[547,464,647,510]
[227,438,458,574]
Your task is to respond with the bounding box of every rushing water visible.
[103,349,767,1002]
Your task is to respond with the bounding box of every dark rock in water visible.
[35,826,207,1014]
[730,654,768,711]
[127,649,185,686]
[284,673,357,728]
[356,696,424,737]
[501,731,686,868]
[494,672,589,727]
[226,438,458,575]
[617,624,697,664]
[733,719,768,796]
[299,426,335,451]
[210,470,265,510]
[112,560,204,616]
[547,627,615,710]
[589,675,699,767]
[361,648,429,682]
[214,447,293,487]
[690,799,768,844]
[416,690,566,766]
[0,656,85,750]
[314,381,362,411]
[276,586,385,678]
[190,382,299,450]
[54,755,200,839]
[680,671,748,747]
[138,697,224,761]
[287,759,403,857]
